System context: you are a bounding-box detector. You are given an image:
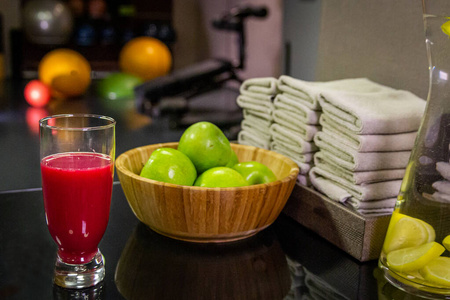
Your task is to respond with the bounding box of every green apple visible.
[232,161,277,185]
[140,147,197,186]
[178,121,232,173]
[194,167,247,188]
[225,150,239,168]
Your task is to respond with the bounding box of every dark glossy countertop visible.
[0,80,418,299]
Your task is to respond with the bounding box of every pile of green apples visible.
[140,121,277,187]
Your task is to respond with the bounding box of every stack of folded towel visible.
[236,77,278,149]
[269,76,322,186]
[270,76,392,186]
[309,82,426,216]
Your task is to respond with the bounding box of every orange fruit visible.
[38,48,91,98]
[119,37,172,81]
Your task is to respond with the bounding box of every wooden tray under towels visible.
[282,183,391,262]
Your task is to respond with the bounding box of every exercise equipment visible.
[134,5,268,130]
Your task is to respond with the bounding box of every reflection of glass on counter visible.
[53,281,104,300]
[275,215,378,300]
[284,256,306,299]
[115,223,291,300]
[374,268,425,300]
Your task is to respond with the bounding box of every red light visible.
[24,80,51,108]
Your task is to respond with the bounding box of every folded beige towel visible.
[277,76,388,110]
[346,197,397,210]
[356,207,395,216]
[272,110,321,142]
[241,119,271,141]
[239,77,278,97]
[270,124,319,153]
[269,142,313,175]
[270,141,314,163]
[320,114,418,152]
[430,162,450,203]
[314,151,406,184]
[297,174,312,187]
[314,132,411,171]
[270,119,320,144]
[309,167,397,215]
[243,110,272,127]
[309,166,402,201]
[436,162,450,181]
[318,89,426,135]
[237,130,270,150]
[236,95,274,116]
[274,93,322,125]
[243,109,273,123]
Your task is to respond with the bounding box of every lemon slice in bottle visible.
[420,256,450,288]
[382,213,435,254]
[442,235,450,251]
[387,242,445,273]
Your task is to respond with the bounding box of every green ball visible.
[97,72,143,100]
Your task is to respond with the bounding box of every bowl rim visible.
[115,142,300,190]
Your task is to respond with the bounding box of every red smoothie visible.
[41,152,113,264]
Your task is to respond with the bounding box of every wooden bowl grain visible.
[116,142,299,243]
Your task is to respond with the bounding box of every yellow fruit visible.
[119,37,172,81]
[38,48,91,98]
[382,212,435,254]
[420,256,450,287]
[443,235,450,251]
[387,242,445,273]
[51,73,89,98]
[442,20,450,37]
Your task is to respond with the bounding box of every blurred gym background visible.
[0,0,283,81]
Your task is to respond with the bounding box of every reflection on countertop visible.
[115,222,291,300]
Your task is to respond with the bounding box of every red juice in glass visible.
[41,152,113,264]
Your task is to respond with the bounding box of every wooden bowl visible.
[116,142,299,243]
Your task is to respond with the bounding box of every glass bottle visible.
[378,1,450,298]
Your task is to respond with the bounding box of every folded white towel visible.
[314,132,411,171]
[272,110,321,142]
[274,93,322,125]
[277,76,389,110]
[318,89,426,135]
[346,197,397,210]
[314,151,406,184]
[269,142,313,175]
[297,174,312,187]
[356,207,395,216]
[270,123,319,153]
[309,168,396,215]
[237,130,271,150]
[436,162,450,181]
[243,109,273,123]
[241,119,271,141]
[243,110,273,127]
[236,95,274,116]
[432,180,450,194]
[320,114,418,152]
[270,141,315,163]
[309,166,402,201]
[430,162,450,203]
[240,77,278,97]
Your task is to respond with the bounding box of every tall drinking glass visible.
[40,114,116,289]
